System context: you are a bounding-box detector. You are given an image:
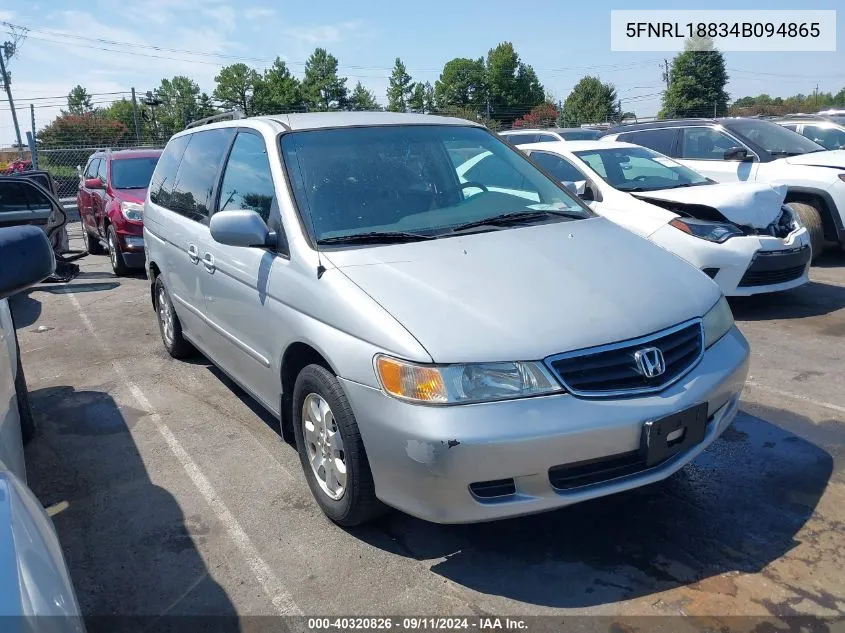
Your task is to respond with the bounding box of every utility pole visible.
[131,87,141,143]
[662,59,670,88]
[29,103,37,168]
[0,44,24,157]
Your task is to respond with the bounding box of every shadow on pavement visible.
[38,282,121,295]
[352,410,835,609]
[8,290,42,328]
[24,386,239,632]
[729,280,845,320]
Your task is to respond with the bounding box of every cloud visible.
[282,20,364,46]
[0,10,15,20]
[244,7,276,20]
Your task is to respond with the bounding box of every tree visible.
[423,82,435,113]
[253,58,303,115]
[38,114,128,148]
[302,48,348,111]
[485,42,544,124]
[348,82,380,111]
[513,102,559,128]
[434,58,486,112]
[214,63,260,115]
[153,76,203,138]
[197,92,218,118]
[438,105,500,131]
[661,36,729,118]
[408,83,425,112]
[65,85,92,115]
[561,76,621,126]
[387,58,413,112]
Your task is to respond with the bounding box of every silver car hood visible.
[633,182,787,228]
[325,217,720,363]
[784,149,845,168]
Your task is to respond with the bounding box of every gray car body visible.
[144,112,750,523]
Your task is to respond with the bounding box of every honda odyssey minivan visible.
[144,112,750,526]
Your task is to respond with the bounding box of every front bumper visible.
[117,232,146,269]
[649,225,810,297]
[342,327,750,524]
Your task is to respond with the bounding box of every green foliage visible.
[348,82,381,111]
[65,85,92,115]
[661,37,729,118]
[253,58,304,114]
[561,76,621,126]
[387,58,413,112]
[434,58,487,112]
[730,88,845,116]
[485,42,544,124]
[213,63,260,115]
[438,106,501,131]
[302,48,348,111]
[153,76,204,138]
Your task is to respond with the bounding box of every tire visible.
[154,276,194,359]
[15,348,35,445]
[108,227,129,276]
[292,364,383,526]
[788,202,825,261]
[81,221,104,254]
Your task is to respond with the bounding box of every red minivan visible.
[78,149,162,275]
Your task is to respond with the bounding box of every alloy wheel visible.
[302,393,347,500]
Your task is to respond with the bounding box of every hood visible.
[784,149,845,168]
[324,217,720,363]
[633,182,787,229]
[111,188,147,204]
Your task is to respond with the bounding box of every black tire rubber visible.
[154,276,194,359]
[108,227,129,276]
[788,202,825,261]
[15,347,36,445]
[81,221,105,254]
[292,364,383,526]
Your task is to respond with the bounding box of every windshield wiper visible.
[770,150,805,157]
[659,182,710,190]
[317,231,435,245]
[448,210,582,233]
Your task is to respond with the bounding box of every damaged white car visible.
[515,141,811,296]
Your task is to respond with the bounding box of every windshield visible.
[559,129,603,141]
[280,125,590,244]
[111,157,160,189]
[573,146,710,192]
[801,126,845,150]
[725,119,825,156]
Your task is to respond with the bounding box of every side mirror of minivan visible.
[723,146,752,162]
[0,226,56,300]
[210,210,277,248]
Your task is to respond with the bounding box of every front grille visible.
[739,264,806,287]
[549,451,645,490]
[546,320,703,397]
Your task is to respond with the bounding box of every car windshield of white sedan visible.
[574,147,710,192]
[280,125,589,244]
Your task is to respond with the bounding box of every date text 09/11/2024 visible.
[625,22,821,39]
[307,617,529,631]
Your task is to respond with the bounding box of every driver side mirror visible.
[0,226,56,299]
[83,177,104,189]
[723,146,753,162]
[560,180,587,196]
[210,210,277,248]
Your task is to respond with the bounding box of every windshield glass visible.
[725,119,824,155]
[559,129,603,141]
[111,156,160,189]
[280,125,590,243]
[802,126,845,150]
[574,146,710,192]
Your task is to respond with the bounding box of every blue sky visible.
[0,0,843,145]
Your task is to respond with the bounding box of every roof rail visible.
[185,108,245,130]
[782,113,823,119]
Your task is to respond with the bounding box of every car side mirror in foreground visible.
[210,210,277,248]
[83,178,104,189]
[0,226,56,300]
[723,146,752,162]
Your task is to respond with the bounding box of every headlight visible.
[670,217,743,243]
[374,355,563,404]
[702,296,734,348]
[120,201,144,221]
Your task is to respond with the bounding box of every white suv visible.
[603,118,845,258]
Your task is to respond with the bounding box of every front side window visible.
[725,119,824,156]
[96,158,108,182]
[0,181,52,214]
[801,125,845,150]
[617,128,677,155]
[574,146,710,192]
[110,157,160,189]
[169,128,234,222]
[530,152,588,183]
[84,159,100,179]
[218,132,275,222]
[680,127,741,160]
[281,125,590,243]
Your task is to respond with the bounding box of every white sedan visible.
[510,140,811,296]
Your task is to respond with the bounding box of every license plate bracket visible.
[640,403,708,467]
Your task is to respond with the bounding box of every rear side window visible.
[617,128,677,156]
[218,132,275,223]
[0,181,52,213]
[535,134,559,143]
[170,129,234,222]
[506,134,538,146]
[150,135,190,207]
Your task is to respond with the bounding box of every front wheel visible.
[154,276,194,359]
[788,202,825,261]
[292,364,383,526]
[108,227,128,276]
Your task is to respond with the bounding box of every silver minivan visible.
[144,112,750,526]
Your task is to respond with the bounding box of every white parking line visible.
[745,380,845,415]
[66,291,303,617]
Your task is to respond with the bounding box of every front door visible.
[677,126,759,183]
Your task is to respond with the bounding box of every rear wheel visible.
[788,202,825,261]
[108,227,128,276]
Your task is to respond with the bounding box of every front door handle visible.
[202,252,215,273]
[187,244,199,263]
